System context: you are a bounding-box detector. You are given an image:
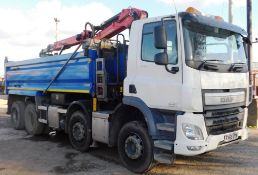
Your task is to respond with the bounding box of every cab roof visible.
[178,12,247,37]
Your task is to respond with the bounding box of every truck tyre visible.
[24,103,44,135]
[118,121,154,173]
[68,111,91,152]
[11,101,25,130]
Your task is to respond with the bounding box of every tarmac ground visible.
[0,98,258,175]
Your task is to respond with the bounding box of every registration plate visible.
[224,132,238,142]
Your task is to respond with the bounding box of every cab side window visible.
[141,20,178,64]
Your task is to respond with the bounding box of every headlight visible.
[182,123,204,140]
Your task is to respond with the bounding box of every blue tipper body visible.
[5,50,96,96]
[5,48,126,97]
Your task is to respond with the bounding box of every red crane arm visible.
[52,31,91,51]
[95,8,148,39]
[40,7,148,56]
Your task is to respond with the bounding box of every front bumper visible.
[174,113,248,156]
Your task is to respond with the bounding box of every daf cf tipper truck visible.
[4,7,252,173]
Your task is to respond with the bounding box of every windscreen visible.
[183,20,247,72]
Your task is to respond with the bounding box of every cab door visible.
[131,17,183,110]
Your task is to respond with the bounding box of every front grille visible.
[204,107,244,135]
[208,108,240,118]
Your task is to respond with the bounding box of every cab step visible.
[154,140,173,151]
[154,153,175,164]
[156,123,175,132]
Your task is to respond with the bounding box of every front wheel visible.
[118,121,154,173]
[68,111,91,152]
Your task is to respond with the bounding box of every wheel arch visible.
[65,100,92,133]
[109,96,157,147]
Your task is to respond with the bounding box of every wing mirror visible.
[154,25,168,65]
[154,25,167,49]
[154,52,168,65]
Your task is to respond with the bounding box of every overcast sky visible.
[0,0,257,76]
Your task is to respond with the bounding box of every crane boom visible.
[40,7,148,57]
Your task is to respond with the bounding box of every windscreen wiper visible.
[228,62,245,72]
[198,59,223,70]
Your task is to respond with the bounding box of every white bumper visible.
[174,113,248,156]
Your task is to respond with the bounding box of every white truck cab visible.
[124,9,250,158]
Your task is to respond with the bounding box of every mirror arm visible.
[165,65,179,74]
[165,65,172,73]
